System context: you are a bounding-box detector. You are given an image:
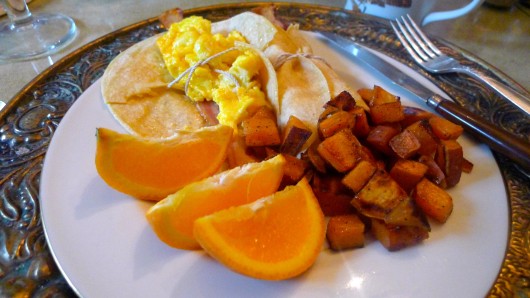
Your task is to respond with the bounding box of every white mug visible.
[344,0,485,26]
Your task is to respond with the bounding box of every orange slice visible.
[95,125,233,201]
[146,154,286,250]
[193,178,325,280]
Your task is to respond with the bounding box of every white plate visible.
[40,32,508,297]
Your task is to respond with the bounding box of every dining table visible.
[0,0,529,297]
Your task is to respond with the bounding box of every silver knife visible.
[319,31,530,171]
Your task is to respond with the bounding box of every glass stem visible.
[0,0,32,25]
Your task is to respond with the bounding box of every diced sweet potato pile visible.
[238,86,472,252]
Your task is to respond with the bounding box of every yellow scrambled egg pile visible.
[157,16,269,128]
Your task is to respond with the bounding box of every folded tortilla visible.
[212,12,300,67]
[101,35,206,139]
[276,56,330,145]
[101,11,366,142]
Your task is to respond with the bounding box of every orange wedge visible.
[95,125,233,201]
[146,154,286,250]
[193,178,325,280]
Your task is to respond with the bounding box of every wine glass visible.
[0,0,77,61]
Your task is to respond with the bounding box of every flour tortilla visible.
[101,35,206,139]
[276,56,331,145]
[285,24,312,54]
[211,12,278,51]
[212,12,301,66]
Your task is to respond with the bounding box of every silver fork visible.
[391,15,530,116]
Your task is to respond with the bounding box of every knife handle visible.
[427,94,530,172]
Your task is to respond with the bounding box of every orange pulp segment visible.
[146,154,286,250]
[193,178,325,280]
[95,125,233,201]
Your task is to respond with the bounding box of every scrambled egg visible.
[157,16,269,129]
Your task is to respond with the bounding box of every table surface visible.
[0,0,529,106]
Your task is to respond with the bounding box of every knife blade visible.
[319,31,530,172]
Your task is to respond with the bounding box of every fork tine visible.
[391,19,428,63]
[404,15,442,56]
[399,15,437,59]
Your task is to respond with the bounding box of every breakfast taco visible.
[101,9,366,142]
[101,12,283,139]
[205,11,369,138]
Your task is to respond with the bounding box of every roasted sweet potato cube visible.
[405,120,438,156]
[413,178,453,223]
[342,160,377,193]
[318,106,340,122]
[386,122,403,132]
[280,115,312,156]
[350,106,371,138]
[226,137,259,168]
[385,197,430,230]
[327,214,365,250]
[436,140,463,188]
[317,129,360,172]
[462,157,474,173]
[370,102,405,125]
[389,159,429,193]
[305,141,327,173]
[371,219,429,251]
[429,116,464,140]
[389,130,421,159]
[366,125,400,156]
[312,173,356,216]
[281,154,309,186]
[318,110,355,138]
[326,90,357,111]
[247,146,278,161]
[418,155,446,188]
[253,106,276,119]
[357,88,374,103]
[370,85,399,106]
[358,145,378,164]
[241,110,281,147]
[351,170,408,220]
[263,147,279,159]
[401,106,433,127]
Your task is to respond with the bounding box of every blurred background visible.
[0,0,528,105]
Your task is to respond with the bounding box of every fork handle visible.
[427,94,530,172]
[460,67,530,116]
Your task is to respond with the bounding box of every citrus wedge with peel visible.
[95,125,233,201]
[193,178,325,280]
[146,154,286,250]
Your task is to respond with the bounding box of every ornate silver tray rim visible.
[0,2,528,297]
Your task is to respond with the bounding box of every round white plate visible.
[40,32,508,297]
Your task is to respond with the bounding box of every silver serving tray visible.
[0,3,528,296]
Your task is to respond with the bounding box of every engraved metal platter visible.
[0,3,529,297]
